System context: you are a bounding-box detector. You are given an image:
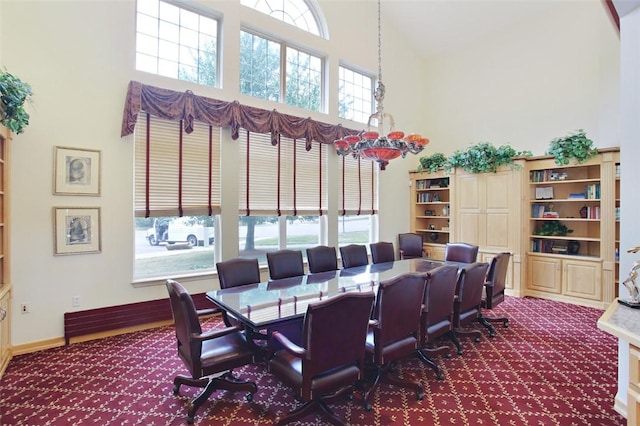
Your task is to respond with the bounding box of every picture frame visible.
[53,207,101,255]
[54,146,101,196]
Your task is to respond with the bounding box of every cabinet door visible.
[456,174,482,245]
[0,287,10,377]
[527,256,561,294]
[562,259,602,301]
[426,245,446,260]
[484,172,511,251]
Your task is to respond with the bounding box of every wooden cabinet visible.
[409,170,452,260]
[454,163,524,293]
[629,345,640,425]
[525,149,618,308]
[0,126,11,378]
[615,158,621,298]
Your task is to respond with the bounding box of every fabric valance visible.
[121,81,358,149]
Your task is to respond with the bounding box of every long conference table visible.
[206,258,449,344]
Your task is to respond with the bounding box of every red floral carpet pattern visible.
[0,297,624,425]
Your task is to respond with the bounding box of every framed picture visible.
[54,146,101,196]
[53,207,101,255]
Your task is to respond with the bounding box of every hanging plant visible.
[417,152,448,173]
[0,68,33,134]
[546,129,598,166]
[448,142,532,174]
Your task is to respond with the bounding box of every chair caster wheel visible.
[503,322,509,328]
[457,350,463,356]
[187,415,195,424]
[417,391,424,401]
[364,403,372,412]
[474,337,480,343]
[445,353,451,359]
[437,374,444,381]
[173,384,180,395]
[246,393,254,402]
[489,331,496,338]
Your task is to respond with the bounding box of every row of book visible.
[531,204,559,218]
[582,205,601,219]
[416,192,444,203]
[530,239,565,253]
[415,179,448,190]
[530,170,567,182]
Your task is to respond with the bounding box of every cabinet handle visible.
[0,307,5,322]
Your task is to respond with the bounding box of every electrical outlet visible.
[72,296,81,307]
[20,303,29,314]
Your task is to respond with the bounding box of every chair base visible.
[276,385,353,426]
[417,348,445,380]
[478,313,509,337]
[174,371,257,424]
[452,327,481,355]
[362,361,424,410]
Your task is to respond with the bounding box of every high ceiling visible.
[381,0,589,58]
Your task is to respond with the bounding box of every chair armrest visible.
[192,325,243,343]
[272,331,306,357]
[197,307,222,317]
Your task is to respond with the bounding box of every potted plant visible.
[0,68,33,134]
[447,142,531,174]
[535,220,573,236]
[546,129,598,166]
[417,152,448,173]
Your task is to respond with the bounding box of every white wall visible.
[0,0,620,347]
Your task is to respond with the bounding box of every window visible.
[238,130,326,263]
[133,113,221,280]
[339,66,374,124]
[136,0,219,86]
[241,0,322,36]
[240,30,323,112]
[338,155,378,247]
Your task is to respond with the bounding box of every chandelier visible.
[333,0,429,170]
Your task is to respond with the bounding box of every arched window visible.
[240,0,325,38]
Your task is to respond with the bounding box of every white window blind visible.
[239,130,327,216]
[340,155,378,215]
[134,113,221,217]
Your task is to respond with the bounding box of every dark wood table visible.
[206,258,446,334]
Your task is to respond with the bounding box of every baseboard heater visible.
[63,292,212,345]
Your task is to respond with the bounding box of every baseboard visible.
[614,393,627,419]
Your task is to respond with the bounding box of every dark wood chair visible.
[267,249,305,280]
[479,252,511,336]
[268,292,375,425]
[398,233,425,259]
[370,241,395,264]
[339,244,369,268]
[444,242,479,263]
[451,262,490,355]
[306,245,338,273]
[216,257,261,327]
[166,279,257,424]
[362,272,428,410]
[419,264,460,380]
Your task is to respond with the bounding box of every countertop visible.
[598,298,640,347]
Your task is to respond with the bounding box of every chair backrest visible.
[371,273,427,362]
[484,252,511,308]
[301,292,375,379]
[455,262,490,320]
[267,249,305,280]
[216,257,261,289]
[370,242,395,264]
[339,244,369,268]
[422,264,459,334]
[398,233,424,259]
[166,279,203,376]
[306,245,338,273]
[445,242,479,263]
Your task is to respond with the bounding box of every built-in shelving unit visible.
[0,125,12,378]
[409,170,452,260]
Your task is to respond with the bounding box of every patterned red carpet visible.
[0,297,624,425]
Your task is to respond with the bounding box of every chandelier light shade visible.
[333,0,429,170]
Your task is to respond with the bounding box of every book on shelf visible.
[568,192,586,199]
[542,211,559,218]
[585,183,600,199]
[535,187,554,200]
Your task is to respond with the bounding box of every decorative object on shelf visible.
[546,129,598,166]
[417,153,447,174]
[0,67,33,134]
[442,206,449,216]
[53,207,102,255]
[429,224,436,230]
[424,210,435,216]
[429,233,439,242]
[54,146,102,196]
[332,0,428,170]
[567,240,581,255]
[580,205,588,219]
[535,220,573,236]
[447,142,532,174]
